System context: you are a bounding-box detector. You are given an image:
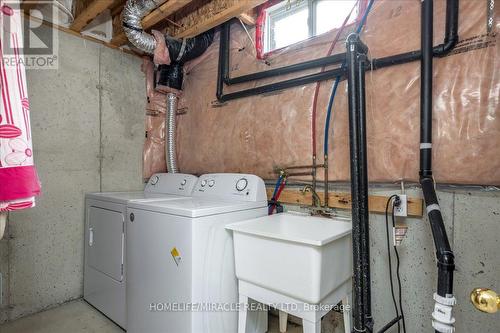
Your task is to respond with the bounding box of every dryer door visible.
[88,206,124,282]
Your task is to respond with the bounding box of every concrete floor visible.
[0,299,303,333]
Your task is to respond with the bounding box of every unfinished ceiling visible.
[23,0,265,49]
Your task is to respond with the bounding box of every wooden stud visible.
[266,188,423,217]
[70,0,116,32]
[111,0,193,46]
[173,0,266,38]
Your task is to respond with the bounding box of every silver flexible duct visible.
[122,0,158,53]
[166,93,178,173]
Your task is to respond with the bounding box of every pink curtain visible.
[0,3,40,212]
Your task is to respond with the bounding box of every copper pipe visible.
[279,164,325,170]
[285,172,314,177]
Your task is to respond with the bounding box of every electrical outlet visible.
[394,194,407,217]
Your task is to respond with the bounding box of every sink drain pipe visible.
[346,32,371,333]
[420,1,456,332]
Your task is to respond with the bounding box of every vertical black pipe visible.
[420,1,455,332]
[216,23,229,101]
[346,33,370,333]
[357,52,372,331]
[346,33,363,332]
[420,0,433,177]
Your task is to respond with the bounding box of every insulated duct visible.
[166,93,178,173]
[122,0,214,60]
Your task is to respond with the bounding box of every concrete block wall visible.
[286,187,499,333]
[0,26,145,323]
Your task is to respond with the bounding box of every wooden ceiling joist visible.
[111,0,193,46]
[70,0,117,32]
[172,0,266,38]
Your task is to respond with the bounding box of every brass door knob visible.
[470,288,499,313]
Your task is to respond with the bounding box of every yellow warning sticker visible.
[171,247,182,266]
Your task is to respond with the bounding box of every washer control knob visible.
[181,179,187,186]
[150,175,159,185]
[208,180,215,187]
[236,178,248,192]
[200,179,207,187]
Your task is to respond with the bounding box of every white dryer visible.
[84,173,198,328]
[126,173,269,333]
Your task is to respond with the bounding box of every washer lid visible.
[128,198,267,218]
[85,192,188,205]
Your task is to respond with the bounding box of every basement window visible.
[262,0,361,54]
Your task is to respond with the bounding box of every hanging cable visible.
[392,206,407,333]
[385,195,400,333]
[380,194,407,333]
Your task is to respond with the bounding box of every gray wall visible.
[285,187,499,333]
[0,26,145,323]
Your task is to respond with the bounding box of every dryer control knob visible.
[181,179,187,186]
[150,175,159,185]
[200,180,207,187]
[208,180,215,187]
[236,178,248,192]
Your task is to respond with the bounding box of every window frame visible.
[260,0,365,56]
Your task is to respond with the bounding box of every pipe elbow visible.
[434,36,458,57]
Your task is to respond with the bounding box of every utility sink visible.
[226,213,352,304]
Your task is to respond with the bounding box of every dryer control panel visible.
[145,173,198,195]
[193,173,267,202]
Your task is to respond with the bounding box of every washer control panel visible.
[145,173,198,195]
[193,173,266,202]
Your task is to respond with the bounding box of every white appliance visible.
[126,173,269,333]
[84,173,198,328]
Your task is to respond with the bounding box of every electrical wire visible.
[391,198,407,333]
[385,195,401,333]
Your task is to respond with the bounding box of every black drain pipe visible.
[216,0,459,102]
[346,33,371,333]
[420,1,456,332]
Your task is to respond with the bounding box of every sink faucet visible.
[301,185,321,207]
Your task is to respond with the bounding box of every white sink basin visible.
[226,213,352,304]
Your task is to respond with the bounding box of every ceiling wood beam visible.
[173,0,265,38]
[70,0,116,32]
[111,0,193,46]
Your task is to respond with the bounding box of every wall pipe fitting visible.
[166,93,178,173]
[346,32,371,333]
[216,0,459,102]
[419,1,456,332]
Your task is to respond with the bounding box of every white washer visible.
[84,173,198,328]
[126,173,269,333]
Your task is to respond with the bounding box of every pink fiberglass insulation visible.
[144,0,499,185]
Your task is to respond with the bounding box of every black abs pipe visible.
[420,1,455,332]
[216,0,459,102]
[346,33,371,333]
[357,51,372,331]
